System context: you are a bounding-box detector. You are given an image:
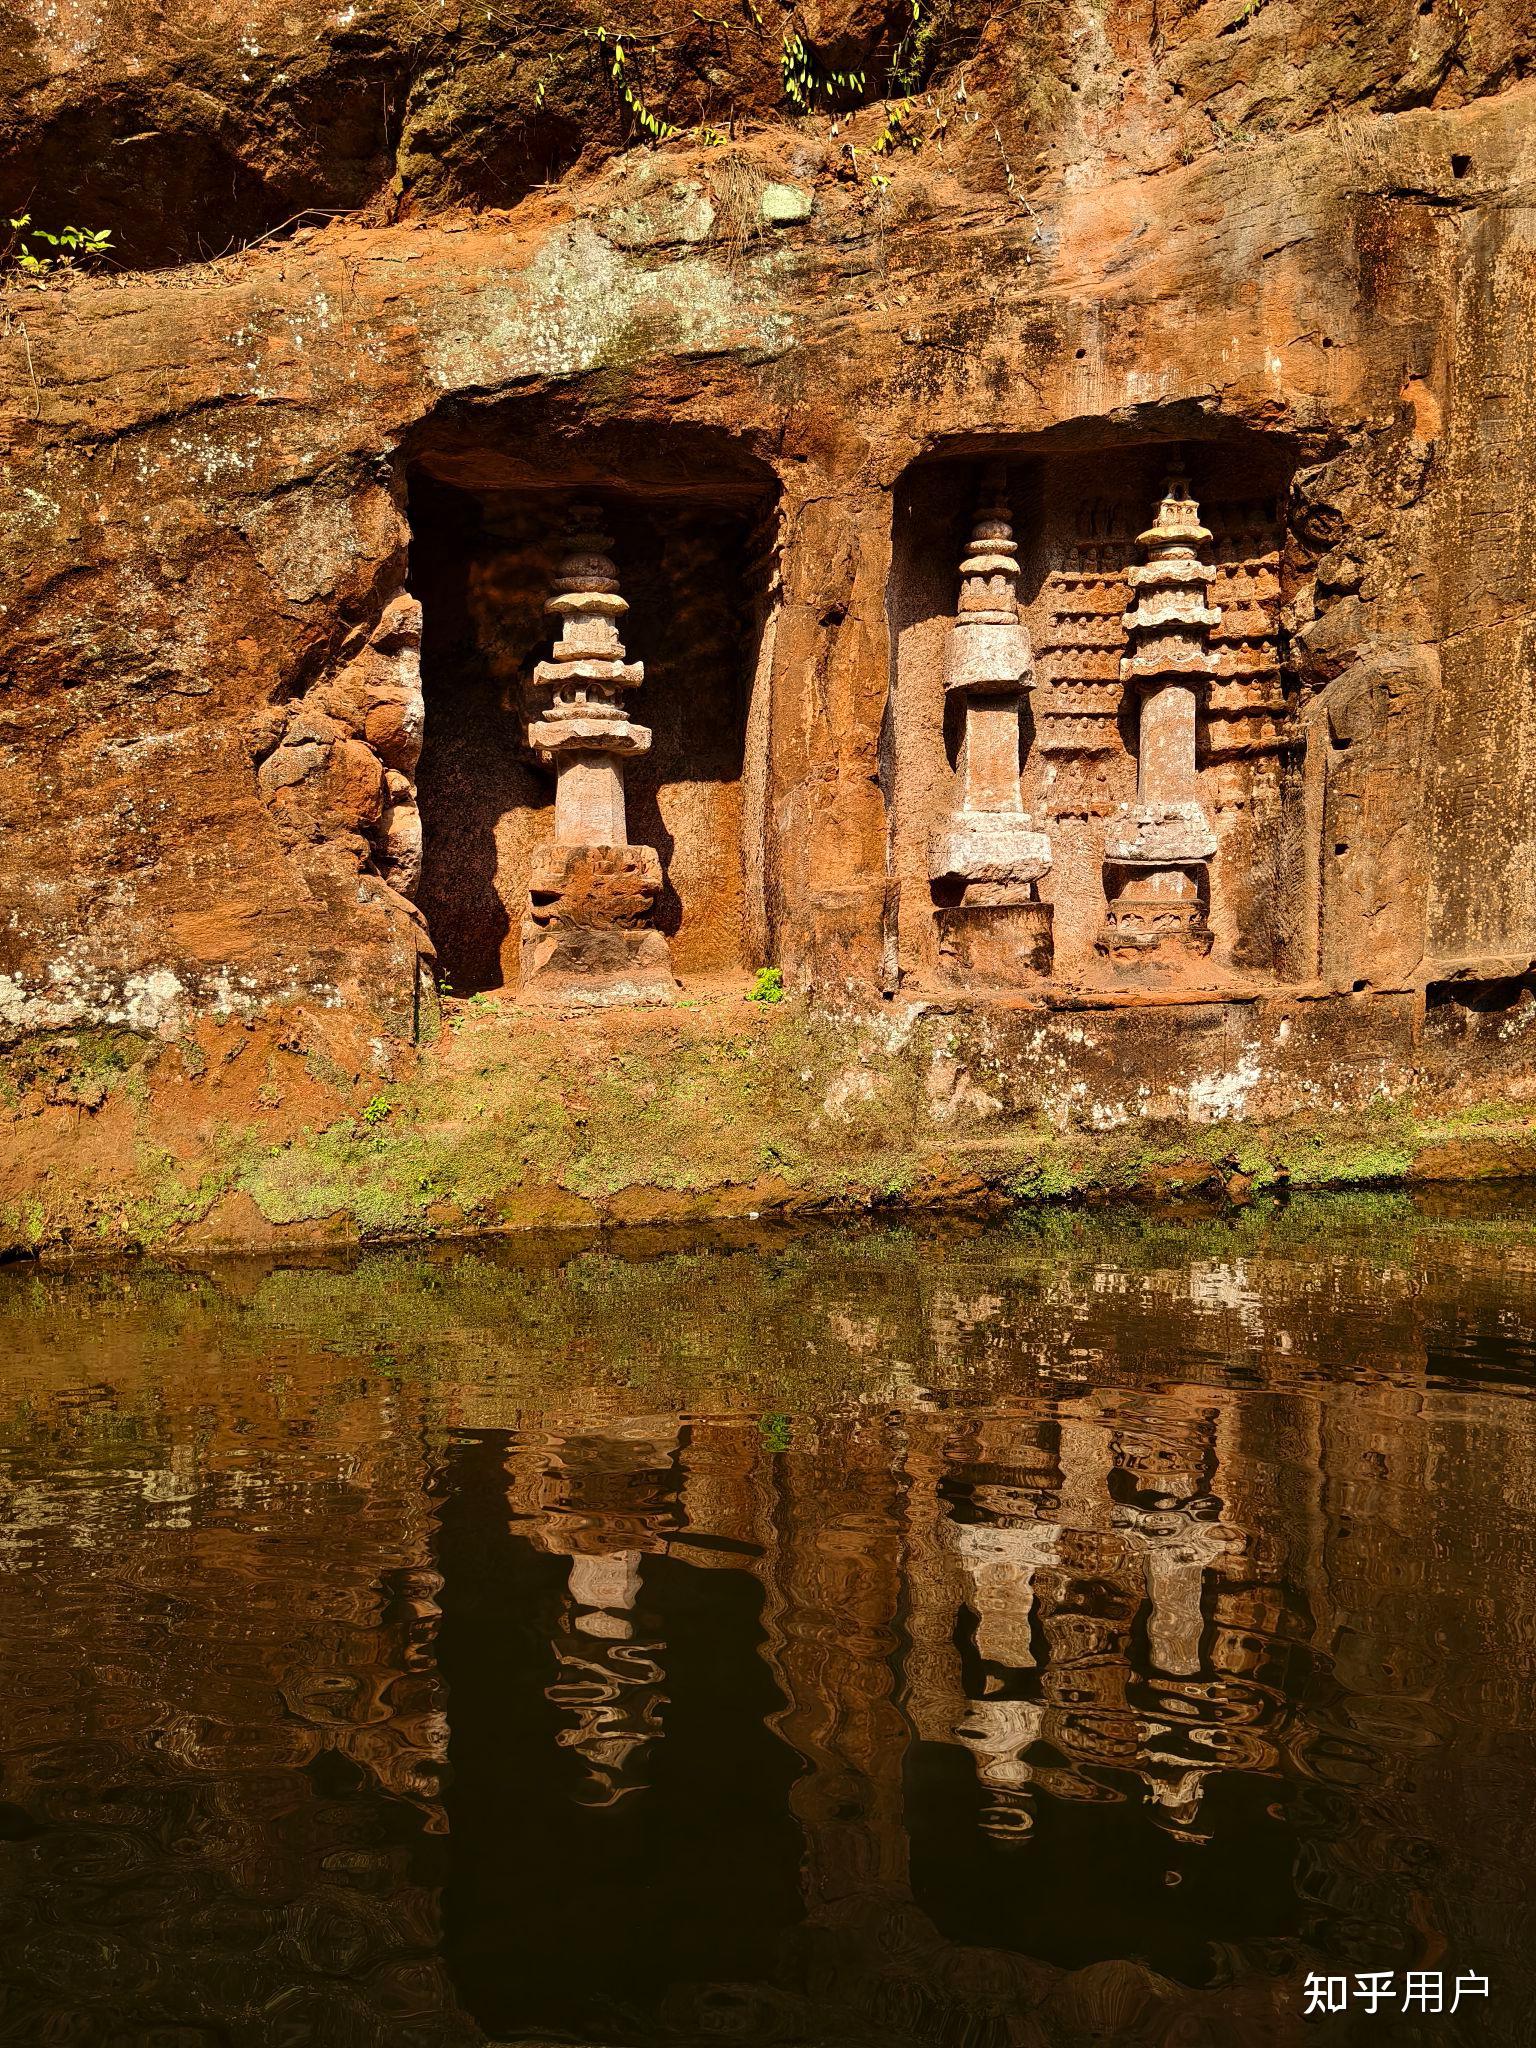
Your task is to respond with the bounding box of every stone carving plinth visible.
[520,844,674,1002]
[929,467,1053,989]
[936,900,1054,984]
[1099,871,1213,960]
[520,506,674,1005]
[1098,479,1219,970]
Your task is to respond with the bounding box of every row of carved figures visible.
[520,474,1233,1000]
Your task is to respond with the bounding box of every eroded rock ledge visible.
[4,987,1536,1260]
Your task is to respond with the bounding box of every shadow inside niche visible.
[408,475,527,996]
[395,107,585,214]
[1,121,283,268]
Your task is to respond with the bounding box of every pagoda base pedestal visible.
[935,899,1054,989]
[520,844,675,1005]
[1096,867,1213,972]
[520,924,675,1004]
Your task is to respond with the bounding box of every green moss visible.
[1438,1098,1536,1132]
[123,1143,236,1237]
[7,996,1536,1257]
[0,1027,157,1110]
[241,1117,448,1233]
[0,1199,48,1252]
[1276,1094,1417,1188]
[303,1045,354,1096]
[1005,1137,1085,1201]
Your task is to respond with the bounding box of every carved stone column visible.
[1100,478,1219,966]
[521,506,674,1002]
[928,466,1053,986]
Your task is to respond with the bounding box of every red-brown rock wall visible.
[2,0,1535,1061]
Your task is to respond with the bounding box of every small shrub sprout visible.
[7,217,113,278]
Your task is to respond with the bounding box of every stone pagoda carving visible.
[928,466,1053,985]
[1099,477,1219,966]
[521,506,674,1001]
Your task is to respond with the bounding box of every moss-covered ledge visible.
[3,990,1536,1260]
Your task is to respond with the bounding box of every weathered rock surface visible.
[4,987,1536,1259]
[2,0,1536,1244]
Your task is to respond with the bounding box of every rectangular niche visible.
[407,448,777,996]
[887,430,1303,992]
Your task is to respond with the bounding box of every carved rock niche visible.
[889,433,1303,995]
[406,435,778,1004]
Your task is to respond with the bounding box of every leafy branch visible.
[588,25,728,145]
[872,97,918,154]
[781,31,866,111]
[889,0,941,93]
[591,25,680,139]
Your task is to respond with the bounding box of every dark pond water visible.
[2,1196,1536,2047]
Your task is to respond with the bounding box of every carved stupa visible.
[929,465,1053,986]
[1099,477,1219,967]
[521,506,674,1002]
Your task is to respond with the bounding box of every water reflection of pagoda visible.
[444,1366,1306,2043]
[491,1393,1275,1840]
[505,1417,680,1807]
[5,1225,1535,2048]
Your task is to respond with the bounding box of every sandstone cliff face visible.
[2,0,1535,1241]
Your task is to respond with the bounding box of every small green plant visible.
[360,1093,393,1127]
[7,216,113,277]
[748,966,785,1004]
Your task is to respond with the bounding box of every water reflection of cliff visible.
[0,1199,1533,2045]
